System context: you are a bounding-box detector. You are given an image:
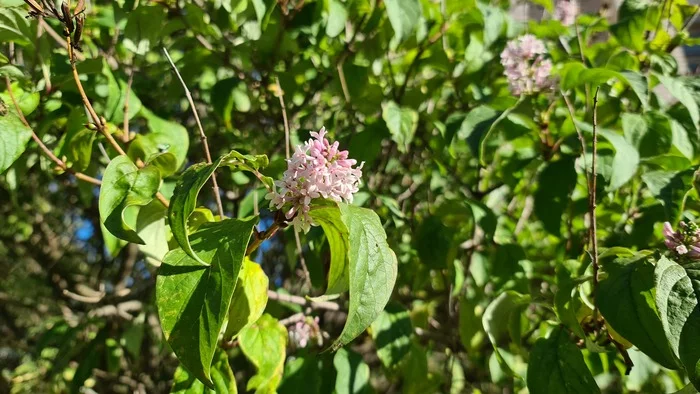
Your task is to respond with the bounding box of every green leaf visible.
[527,327,601,394]
[382,101,418,153]
[169,159,223,265]
[147,152,179,178]
[239,314,287,394]
[370,303,413,368]
[157,217,257,388]
[384,0,422,43]
[123,6,166,55]
[0,105,32,174]
[224,259,269,340]
[610,12,645,52]
[534,157,577,236]
[620,71,649,110]
[132,107,190,170]
[58,128,96,172]
[221,150,273,189]
[656,74,700,129]
[577,121,640,191]
[333,348,372,394]
[482,291,531,377]
[414,215,452,269]
[309,205,350,296]
[326,0,348,38]
[655,256,700,390]
[136,200,169,266]
[99,155,161,244]
[171,350,237,394]
[641,170,694,222]
[0,82,39,116]
[332,203,398,349]
[452,106,500,158]
[279,356,327,394]
[597,253,679,369]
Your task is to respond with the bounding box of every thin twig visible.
[279,312,306,326]
[562,91,590,189]
[163,47,224,218]
[122,69,134,143]
[4,76,101,185]
[337,60,351,103]
[591,87,600,322]
[276,76,312,289]
[267,290,340,311]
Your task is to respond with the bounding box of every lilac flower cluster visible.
[500,34,553,96]
[663,221,700,259]
[553,0,579,27]
[268,127,363,232]
[288,316,322,349]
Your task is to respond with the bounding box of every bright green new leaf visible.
[0,106,32,174]
[169,158,223,265]
[384,0,422,43]
[147,152,179,178]
[157,217,256,388]
[597,253,679,369]
[171,350,237,394]
[370,303,413,368]
[655,256,700,390]
[611,13,646,52]
[224,259,269,340]
[220,150,273,189]
[326,0,348,38]
[332,203,398,349]
[527,327,601,394]
[239,314,287,394]
[333,348,372,394]
[382,101,418,153]
[309,204,350,296]
[0,82,39,115]
[99,155,161,244]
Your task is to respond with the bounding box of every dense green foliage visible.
[2,0,700,393]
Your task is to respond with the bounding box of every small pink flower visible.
[267,127,363,232]
[553,0,579,27]
[500,35,553,95]
[288,316,322,349]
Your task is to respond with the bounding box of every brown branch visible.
[4,76,101,185]
[267,290,340,311]
[38,18,86,61]
[163,48,224,218]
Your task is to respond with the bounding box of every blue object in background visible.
[74,219,95,241]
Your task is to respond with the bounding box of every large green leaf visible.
[239,314,287,394]
[597,253,679,369]
[224,259,269,340]
[0,105,31,174]
[136,200,169,266]
[332,203,398,349]
[655,256,700,390]
[527,327,601,394]
[611,12,645,52]
[384,0,422,43]
[99,155,161,244]
[333,348,372,394]
[309,204,350,296]
[171,350,237,394]
[534,157,577,236]
[370,303,413,369]
[382,101,418,153]
[156,217,257,388]
[576,121,640,191]
[131,107,190,170]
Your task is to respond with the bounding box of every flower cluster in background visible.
[553,0,579,27]
[288,316,323,349]
[268,127,363,232]
[500,34,553,96]
[663,221,700,259]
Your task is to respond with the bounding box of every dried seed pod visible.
[61,2,74,33]
[0,98,7,116]
[24,0,44,17]
[73,0,85,16]
[72,14,84,50]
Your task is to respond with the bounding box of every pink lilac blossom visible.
[267,127,363,232]
[500,34,553,96]
[663,221,700,259]
[553,0,579,27]
[288,317,322,349]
